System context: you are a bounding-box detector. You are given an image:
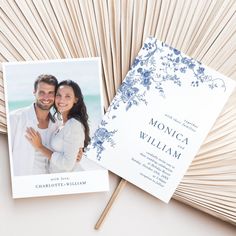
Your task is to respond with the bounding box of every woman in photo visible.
[26,79,90,173]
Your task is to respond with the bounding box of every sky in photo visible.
[4,58,102,102]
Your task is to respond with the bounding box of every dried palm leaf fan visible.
[1,0,236,226]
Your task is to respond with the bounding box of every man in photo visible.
[10,74,59,176]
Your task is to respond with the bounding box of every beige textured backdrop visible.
[1,0,236,228]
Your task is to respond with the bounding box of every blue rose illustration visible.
[197,67,205,74]
[173,48,180,55]
[94,128,110,142]
[141,77,151,89]
[132,58,140,67]
[119,82,139,102]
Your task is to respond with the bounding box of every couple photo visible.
[5,59,103,177]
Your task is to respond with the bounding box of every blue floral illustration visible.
[90,37,227,160]
[87,120,117,160]
[105,71,147,116]
[160,42,226,91]
[139,68,152,90]
[119,81,139,102]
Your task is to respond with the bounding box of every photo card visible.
[3,58,109,198]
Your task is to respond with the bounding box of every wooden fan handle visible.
[95,178,127,230]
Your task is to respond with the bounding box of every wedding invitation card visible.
[85,37,236,203]
[3,58,109,198]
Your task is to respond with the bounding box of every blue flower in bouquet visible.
[181,57,191,65]
[143,42,154,50]
[91,127,117,160]
[173,48,180,55]
[139,69,152,89]
[137,67,143,73]
[132,58,140,68]
[119,82,139,102]
[142,69,151,78]
[180,67,187,73]
[188,62,195,69]
[197,67,205,74]
[141,76,151,88]
[94,128,110,142]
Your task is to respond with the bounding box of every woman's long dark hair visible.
[55,80,90,148]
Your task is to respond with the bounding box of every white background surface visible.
[0,133,235,236]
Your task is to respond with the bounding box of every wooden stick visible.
[94,178,127,230]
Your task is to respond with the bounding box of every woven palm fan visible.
[1,0,236,226]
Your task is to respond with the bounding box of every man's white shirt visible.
[9,104,60,176]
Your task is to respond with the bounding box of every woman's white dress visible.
[49,118,85,173]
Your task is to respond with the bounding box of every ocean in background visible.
[8,95,103,135]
